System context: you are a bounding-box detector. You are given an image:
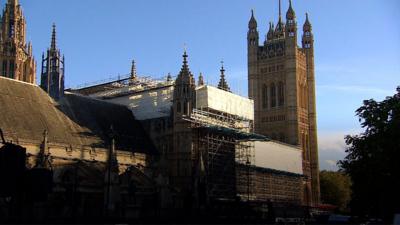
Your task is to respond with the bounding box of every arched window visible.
[262,84,268,109]
[177,102,181,113]
[301,132,306,160]
[278,82,285,106]
[9,60,14,78]
[305,134,310,161]
[270,83,276,107]
[183,100,188,114]
[2,60,7,76]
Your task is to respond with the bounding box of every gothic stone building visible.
[0,0,36,84]
[247,0,320,205]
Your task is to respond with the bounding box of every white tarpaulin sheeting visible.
[107,85,174,120]
[196,85,254,120]
[239,140,303,175]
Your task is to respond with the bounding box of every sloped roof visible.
[0,77,156,154]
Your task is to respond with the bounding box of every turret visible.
[247,10,259,101]
[285,0,297,39]
[302,13,313,49]
[173,50,196,119]
[40,24,65,101]
[247,10,259,48]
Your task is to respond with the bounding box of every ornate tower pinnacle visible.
[0,0,36,83]
[198,72,204,86]
[130,59,137,81]
[217,61,231,92]
[40,24,65,101]
[302,13,313,49]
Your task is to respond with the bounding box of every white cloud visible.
[318,131,348,154]
[318,130,361,171]
[325,160,337,167]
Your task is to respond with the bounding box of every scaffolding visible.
[184,108,258,201]
[70,73,175,98]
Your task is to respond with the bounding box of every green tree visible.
[339,87,400,221]
[319,170,351,212]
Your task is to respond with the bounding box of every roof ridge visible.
[0,76,38,87]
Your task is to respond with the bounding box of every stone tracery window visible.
[278,82,285,106]
[262,84,268,109]
[270,83,276,107]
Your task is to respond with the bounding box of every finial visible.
[251,9,254,16]
[182,46,188,65]
[220,60,225,71]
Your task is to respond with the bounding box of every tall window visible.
[177,102,181,113]
[278,82,285,106]
[2,60,7,76]
[9,60,14,78]
[270,83,276,107]
[183,100,188,114]
[262,84,268,109]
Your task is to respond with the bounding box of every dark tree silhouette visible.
[339,86,400,221]
[319,170,351,213]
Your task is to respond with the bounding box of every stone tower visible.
[0,0,36,83]
[40,24,65,101]
[171,50,196,192]
[247,0,320,206]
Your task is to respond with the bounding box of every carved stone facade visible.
[247,0,320,206]
[0,0,36,84]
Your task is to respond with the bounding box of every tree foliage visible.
[339,86,400,221]
[319,170,351,212]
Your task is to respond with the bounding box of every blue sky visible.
[13,0,400,170]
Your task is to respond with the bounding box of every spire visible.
[267,22,275,40]
[130,59,137,80]
[50,23,56,51]
[286,0,296,20]
[275,0,285,36]
[303,13,312,31]
[278,0,282,21]
[248,9,257,29]
[178,49,192,78]
[217,61,231,92]
[198,72,204,86]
